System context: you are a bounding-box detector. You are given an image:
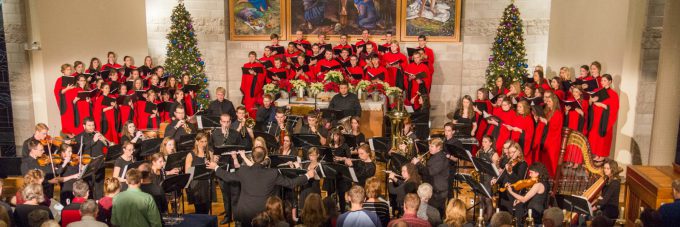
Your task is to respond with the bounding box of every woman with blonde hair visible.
[363,177,390,226]
[440,199,471,227]
[98,177,121,224]
[13,184,53,227]
[13,170,48,206]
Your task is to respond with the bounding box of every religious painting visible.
[229,0,287,40]
[286,0,400,39]
[400,0,461,41]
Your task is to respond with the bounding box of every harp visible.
[554,128,605,222]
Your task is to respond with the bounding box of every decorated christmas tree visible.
[485,3,529,89]
[165,2,210,107]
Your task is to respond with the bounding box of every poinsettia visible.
[262,83,279,94]
[324,82,339,92]
[366,83,385,94]
[385,86,403,96]
[278,79,292,92]
[355,80,371,92]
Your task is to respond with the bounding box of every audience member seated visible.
[97,177,120,224]
[0,179,12,226]
[489,211,513,227]
[138,163,168,215]
[264,196,290,227]
[541,207,564,227]
[362,177,390,227]
[659,179,680,227]
[67,200,108,227]
[61,180,90,226]
[388,193,431,227]
[337,185,381,227]
[417,183,441,226]
[639,208,663,227]
[300,193,331,227]
[13,184,53,227]
[111,169,162,227]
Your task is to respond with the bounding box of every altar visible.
[274,96,386,138]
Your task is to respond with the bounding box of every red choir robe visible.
[511,114,535,165]
[93,94,119,144]
[493,87,509,97]
[538,109,564,178]
[403,62,429,109]
[587,88,619,158]
[345,65,366,84]
[333,44,353,56]
[266,66,289,84]
[135,99,160,130]
[101,63,122,70]
[355,40,378,53]
[563,98,589,164]
[266,44,285,60]
[534,79,551,91]
[183,94,196,116]
[421,46,435,75]
[486,108,516,154]
[317,58,342,81]
[240,62,266,117]
[335,57,350,68]
[284,50,302,65]
[54,76,78,135]
[473,99,494,153]
[381,42,399,53]
[404,62,431,93]
[382,52,408,88]
[71,87,93,135]
[554,90,566,101]
[118,99,134,129]
[365,66,388,82]
[290,63,317,83]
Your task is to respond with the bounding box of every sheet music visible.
[186,166,196,189]
[318,163,327,178]
[348,167,359,183]
[368,139,375,151]
[405,106,414,113]
[121,165,129,179]
[196,116,204,129]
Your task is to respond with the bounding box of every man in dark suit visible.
[660,179,680,226]
[207,87,236,119]
[206,146,316,227]
[412,138,449,215]
[210,113,243,224]
[164,105,197,143]
[73,117,108,199]
[328,81,361,117]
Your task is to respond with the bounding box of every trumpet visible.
[179,119,192,134]
[241,117,255,138]
[93,131,111,145]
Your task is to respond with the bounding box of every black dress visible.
[188,151,211,213]
[453,109,476,136]
[599,178,620,219]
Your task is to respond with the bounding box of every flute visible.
[220,150,253,156]
[383,170,404,179]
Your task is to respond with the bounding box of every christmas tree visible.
[485,3,529,89]
[165,2,210,107]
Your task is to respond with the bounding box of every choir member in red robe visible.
[259,46,275,69]
[313,34,329,49]
[485,97,516,154]
[129,78,145,96]
[317,51,342,81]
[550,77,566,102]
[474,88,494,150]
[360,44,381,67]
[382,42,408,88]
[492,77,509,97]
[533,70,551,91]
[587,74,619,161]
[563,87,589,166]
[267,58,289,84]
[72,61,85,76]
[137,56,154,78]
[510,100,535,165]
[290,54,316,83]
[537,91,563,177]
[380,32,399,54]
[333,34,353,56]
[93,83,119,144]
[136,89,161,130]
[166,76,179,90]
[284,42,302,66]
[519,83,535,100]
[335,49,351,68]
[117,86,135,129]
[403,58,428,109]
[102,51,122,71]
[574,65,598,94]
[54,64,78,136]
[417,35,435,76]
[356,30,378,55]
[365,54,387,83]
[344,56,365,84]
[404,52,431,94]
[241,51,266,117]
[86,57,102,76]
[267,33,284,59]
[590,61,603,88]
[70,74,93,135]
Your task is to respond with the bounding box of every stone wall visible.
[633,0,664,164]
[2,0,33,148]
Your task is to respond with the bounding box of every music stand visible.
[343,134,359,149]
[188,164,213,214]
[414,141,429,155]
[556,194,593,217]
[138,138,163,159]
[165,151,189,172]
[388,153,409,172]
[318,147,334,162]
[121,161,146,178]
[315,162,336,179]
[269,155,299,168]
[457,173,492,222]
[446,143,473,162]
[324,162,358,183]
[471,157,499,178]
[368,137,390,163]
[253,131,279,151]
[162,174,192,224]
[278,168,307,178]
[177,134,198,151]
[196,115,220,129]
[292,134,321,149]
[0,157,22,178]
[320,108,344,122]
[79,155,106,200]
[105,144,123,162]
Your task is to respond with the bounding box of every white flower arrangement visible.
[309,82,324,94]
[355,80,371,91]
[290,80,308,90]
[262,83,279,94]
[385,86,403,96]
[324,71,344,83]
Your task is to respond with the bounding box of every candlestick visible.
[528,209,532,218]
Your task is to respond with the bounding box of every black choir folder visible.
[406,47,423,57]
[242,67,264,74]
[77,89,98,99]
[61,76,76,87]
[405,71,426,79]
[181,84,199,93]
[563,99,582,110]
[588,88,610,101]
[101,96,116,107]
[144,102,157,114]
[269,46,285,54]
[572,79,599,92]
[378,45,389,53]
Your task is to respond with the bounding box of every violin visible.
[499,178,537,192]
[70,154,92,166]
[37,154,63,166]
[39,135,74,147]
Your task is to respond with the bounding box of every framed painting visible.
[286,0,401,41]
[400,0,462,42]
[229,0,287,40]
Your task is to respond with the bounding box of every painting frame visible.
[229,0,287,41]
[399,0,462,42]
[285,0,402,42]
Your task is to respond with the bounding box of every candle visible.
[620,207,625,218]
[528,209,532,218]
[480,208,483,217]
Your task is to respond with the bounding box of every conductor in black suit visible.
[206,146,316,227]
[164,105,197,142]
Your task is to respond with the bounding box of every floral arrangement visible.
[366,83,385,94]
[278,79,292,92]
[309,82,324,94]
[324,82,339,92]
[324,71,344,83]
[385,86,403,96]
[355,80,371,92]
[290,80,307,90]
[262,83,279,94]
